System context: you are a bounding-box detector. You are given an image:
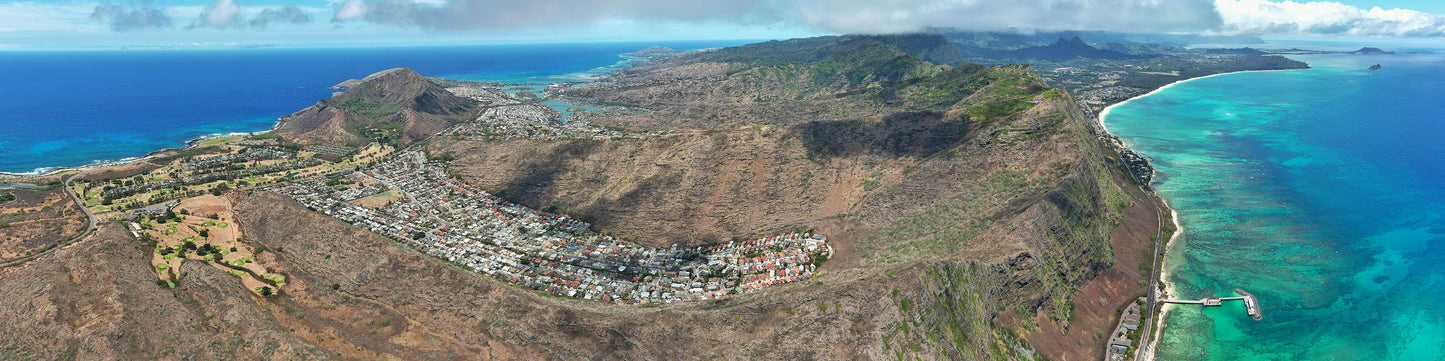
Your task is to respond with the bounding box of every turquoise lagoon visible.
[1106,46,1445,359]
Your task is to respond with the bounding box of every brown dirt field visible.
[351,191,405,209]
[177,194,235,221]
[0,187,86,260]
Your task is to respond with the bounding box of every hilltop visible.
[276,68,479,147]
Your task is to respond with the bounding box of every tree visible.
[331,283,341,290]
[258,286,274,296]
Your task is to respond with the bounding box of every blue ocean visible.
[1105,41,1445,359]
[0,40,750,174]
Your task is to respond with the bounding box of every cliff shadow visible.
[495,141,602,208]
[794,111,970,159]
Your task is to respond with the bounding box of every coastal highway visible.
[1086,102,1168,361]
[1135,182,1166,360]
[0,172,98,268]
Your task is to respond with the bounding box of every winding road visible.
[0,172,97,268]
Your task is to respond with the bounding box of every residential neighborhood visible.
[1107,299,1143,361]
[270,150,831,304]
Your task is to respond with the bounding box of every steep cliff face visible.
[277,68,478,147]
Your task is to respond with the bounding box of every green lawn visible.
[201,136,240,147]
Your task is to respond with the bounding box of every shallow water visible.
[1106,45,1445,359]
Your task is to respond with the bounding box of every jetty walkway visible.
[1160,288,1262,321]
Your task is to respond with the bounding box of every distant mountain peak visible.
[1005,35,1137,61]
[1050,36,1092,49]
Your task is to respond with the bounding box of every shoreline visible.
[0,127,277,179]
[3,49,658,180]
[1097,67,1304,361]
[1095,68,1306,134]
[1141,207,1184,361]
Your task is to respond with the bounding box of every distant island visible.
[1354,47,1395,55]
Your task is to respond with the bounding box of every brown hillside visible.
[0,37,1163,361]
[277,68,478,147]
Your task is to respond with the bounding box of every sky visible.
[3,0,1445,49]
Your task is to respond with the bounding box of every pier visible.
[1160,288,1262,321]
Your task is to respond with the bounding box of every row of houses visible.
[270,150,831,304]
[186,147,293,169]
[1107,299,1143,361]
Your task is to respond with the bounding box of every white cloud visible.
[1215,0,1445,37]
[91,3,175,31]
[195,0,242,28]
[333,0,368,21]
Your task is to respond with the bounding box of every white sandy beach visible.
[1095,68,1305,134]
[1095,68,1303,361]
